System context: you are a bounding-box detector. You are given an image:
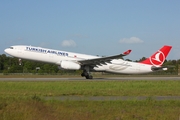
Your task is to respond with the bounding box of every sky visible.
[0,0,180,61]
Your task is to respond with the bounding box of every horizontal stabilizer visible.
[151,65,174,71]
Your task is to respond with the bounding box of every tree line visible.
[0,54,179,75]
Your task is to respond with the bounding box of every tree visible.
[23,61,33,73]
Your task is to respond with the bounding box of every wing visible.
[78,49,131,67]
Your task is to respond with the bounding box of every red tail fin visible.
[140,45,172,66]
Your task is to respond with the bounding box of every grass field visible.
[1,76,180,120]
[1,80,180,96]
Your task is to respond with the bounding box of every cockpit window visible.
[9,47,14,49]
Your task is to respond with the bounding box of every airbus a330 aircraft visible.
[4,45,172,79]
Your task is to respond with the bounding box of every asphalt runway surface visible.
[0,76,180,81]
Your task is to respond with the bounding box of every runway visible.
[0,76,180,81]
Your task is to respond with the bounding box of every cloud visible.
[61,40,76,47]
[119,37,144,44]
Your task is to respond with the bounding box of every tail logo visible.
[150,50,165,66]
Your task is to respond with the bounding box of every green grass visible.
[0,80,180,96]
[1,79,180,120]
[1,97,180,120]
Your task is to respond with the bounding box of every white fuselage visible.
[4,45,154,74]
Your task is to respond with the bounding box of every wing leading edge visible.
[78,49,132,67]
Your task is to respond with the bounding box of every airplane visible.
[4,45,172,79]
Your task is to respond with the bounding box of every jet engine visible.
[57,60,81,70]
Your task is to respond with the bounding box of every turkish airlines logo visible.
[150,50,165,66]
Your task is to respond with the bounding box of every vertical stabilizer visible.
[140,45,172,66]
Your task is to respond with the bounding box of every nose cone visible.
[4,48,8,53]
[4,48,11,55]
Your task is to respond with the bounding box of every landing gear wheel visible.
[85,75,93,79]
[81,73,85,77]
[82,66,93,79]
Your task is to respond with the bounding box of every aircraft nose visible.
[4,47,16,56]
[4,49,8,53]
[4,48,10,54]
[4,48,8,53]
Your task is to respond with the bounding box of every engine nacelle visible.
[57,61,81,70]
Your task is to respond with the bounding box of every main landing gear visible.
[81,66,93,79]
[81,70,93,79]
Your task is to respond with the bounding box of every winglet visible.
[123,49,132,55]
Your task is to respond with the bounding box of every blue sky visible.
[1,0,180,60]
